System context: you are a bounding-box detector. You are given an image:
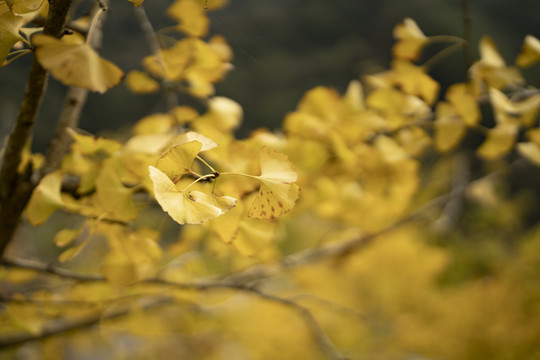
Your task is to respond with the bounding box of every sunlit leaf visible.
[156,140,202,180]
[33,34,124,93]
[125,70,159,94]
[149,166,236,224]
[11,0,45,14]
[54,228,82,247]
[248,147,300,219]
[133,113,174,135]
[434,102,466,152]
[516,35,540,67]
[25,170,63,225]
[517,142,540,166]
[477,123,519,160]
[392,18,428,61]
[0,10,23,65]
[167,0,209,37]
[445,83,480,126]
[95,159,138,221]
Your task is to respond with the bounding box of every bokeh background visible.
[1,0,539,150]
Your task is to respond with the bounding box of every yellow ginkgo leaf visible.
[54,228,82,247]
[133,113,174,135]
[477,123,519,160]
[149,166,236,224]
[248,147,300,220]
[446,83,480,126]
[95,159,138,221]
[26,170,64,225]
[128,0,144,6]
[0,10,23,65]
[167,0,209,37]
[489,87,540,127]
[11,0,45,14]
[434,102,466,152]
[168,131,217,152]
[392,18,428,61]
[156,140,202,180]
[391,59,439,105]
[516,35,540,68]
[68,128,122,155]
[33,34,123,93]
[171,106,199,124]
[125,70,159,94]
[517,142,540,166]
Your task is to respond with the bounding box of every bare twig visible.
[0,296,173,349]
[223,193,450,285]
[132,5,178,109]
[433,152,471,234]
[460,0,473,70]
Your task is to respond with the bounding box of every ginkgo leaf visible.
[0,10,23,65]
[392,18,428,61]
[517,142,540,166]
[477,123,519,160]
[156,140,202,180]
[128,0,144,6]
[434,102,466,152]
[168,131,218,152]
[125,70,159,94]
[489,87,540,127]
[95,159,138,221]
[133,113,174,135]
[68,128,122,155]
[125,133,174,154]
[54,228,82,247]
[445,83,480,126]
[33,34,123,93]
[25,170,64,225]
[516,35,540,68]
[171,106,199,124]
[248,147,300,219]
[149,166,236,224]
[11,0,45,14]
[167,0,209,37]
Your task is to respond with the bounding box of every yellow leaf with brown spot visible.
[248,147,300,219]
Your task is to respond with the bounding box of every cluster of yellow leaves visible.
[125,0,233,97]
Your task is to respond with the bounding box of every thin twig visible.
[460,0,473,70]
[223,193,450,285]
[132,5,178,109]
[41,1,109,177]
[0,296,173,349]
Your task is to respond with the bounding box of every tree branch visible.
[0,0,73,257]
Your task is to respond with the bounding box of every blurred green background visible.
[1,0,539,150]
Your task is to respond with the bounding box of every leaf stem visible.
[196,155,216,173]
[219,171,260,180]
[423,41,465,71]
[180,173,217,192]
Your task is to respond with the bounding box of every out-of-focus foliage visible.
[1,1,540,359]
